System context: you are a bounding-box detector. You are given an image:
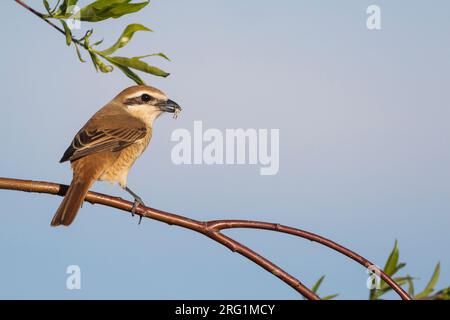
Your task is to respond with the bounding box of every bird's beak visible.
[159,99,181,113]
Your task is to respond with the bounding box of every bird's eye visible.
[141,94,152,102]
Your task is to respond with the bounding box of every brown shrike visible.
[51,85,181,227]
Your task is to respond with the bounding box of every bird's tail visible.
[51,178,93,227]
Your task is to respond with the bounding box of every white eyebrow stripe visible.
[127,90,167,101]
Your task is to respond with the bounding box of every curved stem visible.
[207,220,411,300]
[0,177,412,300]
[0,177,319,300]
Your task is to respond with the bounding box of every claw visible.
[124,186,146,225]
[131,198,145,224]
[131,201,138,217]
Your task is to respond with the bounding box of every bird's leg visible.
[124,186,145,224]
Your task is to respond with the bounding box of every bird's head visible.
[114,85,182,125]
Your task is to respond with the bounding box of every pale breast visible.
[99,132,152,187]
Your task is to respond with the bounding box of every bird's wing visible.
[60,115,147,163]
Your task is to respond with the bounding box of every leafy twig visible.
[15,0,169,84]
[369,241,449,300]
[310,275,338,300]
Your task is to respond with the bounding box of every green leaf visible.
[60,20,72,46]
[104,55,170,77]
[415,263,441,299]
[392,262,406,276]
[372,275,415,300]
[80,29,94,44]
[79,0,149,22]
[82,29,94,50]
[88,51,113,73]
[429,287,450,300]
[74,43,86,62]
[383,240,399,276]
[383,276,414,290]
[92,39,104,46]
[77,0,128,21]
[406,274,415,296]
[311,276,325,294]
[112,63,145,85]
[322,294,339,300]
[106,1,149,18]
[135,53,171,61]
[59,0,79,15]
[43,0,52,15]
[52,0,62,14]
[99,24,151,56]
[96,59,114,73]
[310,275,338,300]
[88,51,99,72]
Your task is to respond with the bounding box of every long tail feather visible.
[50,179,93,227]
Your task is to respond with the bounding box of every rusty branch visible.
[0,177,412,300]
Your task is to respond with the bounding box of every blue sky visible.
[0,0,449,299]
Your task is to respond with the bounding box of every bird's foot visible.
[131,197,145,225]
